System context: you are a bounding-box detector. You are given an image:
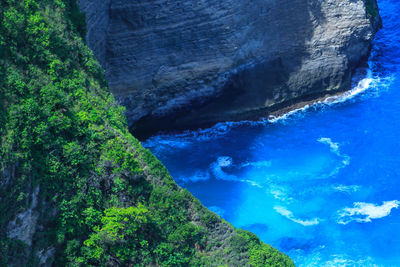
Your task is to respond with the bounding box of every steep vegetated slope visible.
[0,0,294,266]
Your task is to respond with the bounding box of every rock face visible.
[79,0,381,134]
[79,0,111,67]
[7,186,40,246]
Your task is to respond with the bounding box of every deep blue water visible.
[143,1,400,265]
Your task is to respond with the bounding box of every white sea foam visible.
[270,189,288,201]
[324,68,374,104]
[334,185,361,193]
[241,179,263,188]
[142,135,193,151]
[146,70,377,142]
[143,65,394,147]
[274,206,320,226]
[337,200,400,225]
[210,156,237,180]
[318,137,340,154]
[317,137,351,176]
[269,185,294,203]
[320,255,378,267]
[267,104,311,123]
[216,156,233,167]
[208,157,268,187]
[299,254,378,267]
[267,66,392,124]
[156,139,192,148]
[318,137,350,165]
[148,120,266,143]
[241,160,272,168]
[182,171,210,183]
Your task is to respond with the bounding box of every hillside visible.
[0,0,294,266]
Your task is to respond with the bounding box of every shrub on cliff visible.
[0,0,294,266]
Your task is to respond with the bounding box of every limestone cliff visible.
[0,1,294,265]
[79,0,381,134]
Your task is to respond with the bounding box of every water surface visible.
[144,1,400,265]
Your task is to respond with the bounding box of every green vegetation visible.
[0,0,294,266]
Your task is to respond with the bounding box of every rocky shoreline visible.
[133,88,355,140]
[134,64,374,139]
[79,0,381,138]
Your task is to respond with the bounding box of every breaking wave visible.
[337,200,400,225]
[144,69,392,148]
[268,66,393,124]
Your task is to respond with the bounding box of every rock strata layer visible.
[79,0,381,135]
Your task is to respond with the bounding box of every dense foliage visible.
[0,0,294,266]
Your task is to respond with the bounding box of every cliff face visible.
[0,1,294,266]
[79,0,381,134]
[78,0,110,67]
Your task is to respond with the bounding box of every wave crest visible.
[337,200,400,225]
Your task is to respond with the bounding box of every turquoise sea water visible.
[143,1,400,265]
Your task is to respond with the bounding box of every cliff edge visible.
[0,0,293,265]
[79,0,381,135]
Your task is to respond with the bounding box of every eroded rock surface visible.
[79,0,381,134]
[7,186,40,246]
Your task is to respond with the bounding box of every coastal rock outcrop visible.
[79,0,381,134]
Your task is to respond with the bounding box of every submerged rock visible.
[79,0,381,134]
